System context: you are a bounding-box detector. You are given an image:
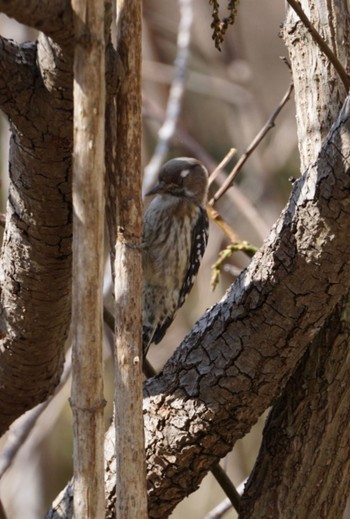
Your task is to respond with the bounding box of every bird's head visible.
[146,157,209,206]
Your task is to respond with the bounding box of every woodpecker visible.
[142,157,209,357]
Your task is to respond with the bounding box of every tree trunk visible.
[240,1,350,517]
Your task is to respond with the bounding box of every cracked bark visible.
[0,32,73,434]
[47,93,350,518]
[2,1,350,517]
[240,2,350,517]
[0,0,73,44]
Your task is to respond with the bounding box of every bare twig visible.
[211,241,258,290]
[286,0,350,90]
[208,148,236,187]
[206,205,239,243]
[142,0,193,196]
[209,82,294,205]
[211,464,241,514]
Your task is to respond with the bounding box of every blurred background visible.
[0,1,299,518]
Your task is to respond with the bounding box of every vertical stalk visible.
[114,0,147,518]
[70,0,106,517]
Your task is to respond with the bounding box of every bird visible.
[142,157,209,357]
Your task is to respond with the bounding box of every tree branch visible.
[0,36,37,121]
[114,0,147,517]
[0,35,73,435]
[286,0,350,90]
[0,0,73,44]
[240,297,350,517]
[209,82,294,205]
[70,0,106,516]
[47,93,350,519]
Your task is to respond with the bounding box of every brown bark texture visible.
[240,297,350,519]
[0,28,73,434]
[1,1,350,518]
[239,3,350,517]
[48,93,350,518]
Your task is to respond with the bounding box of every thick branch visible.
[0,37,37,121]
[0,0,73,44]
[240,297,350,518]
[47,94,350,519]
[0,36,73,435]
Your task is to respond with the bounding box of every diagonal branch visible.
[210,82,294,205]
[47,93,350,519]
[0,0,73,44]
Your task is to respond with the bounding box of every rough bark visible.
[0,0,73,44]
[70,0,106,517]
[0,32,73,434]
[239,2,350,517]
[240,298,350,519]
[284,0,349,170]
[47,93,350,518]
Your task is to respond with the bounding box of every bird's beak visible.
[145,181,165,197]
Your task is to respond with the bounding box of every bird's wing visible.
[149,207,209,348]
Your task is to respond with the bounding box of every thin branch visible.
[211,464,241,514]
[209,82,294,205]
[206,205,239,243]
[286,0,350,90]
[115,0,147,517]
[204,498,232,519]
[70,0,106,516]
[208,148,236,187]
[142,0,193,195]
[0,0,73,44]
[204,479,247,519]
[143,96,270,241]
